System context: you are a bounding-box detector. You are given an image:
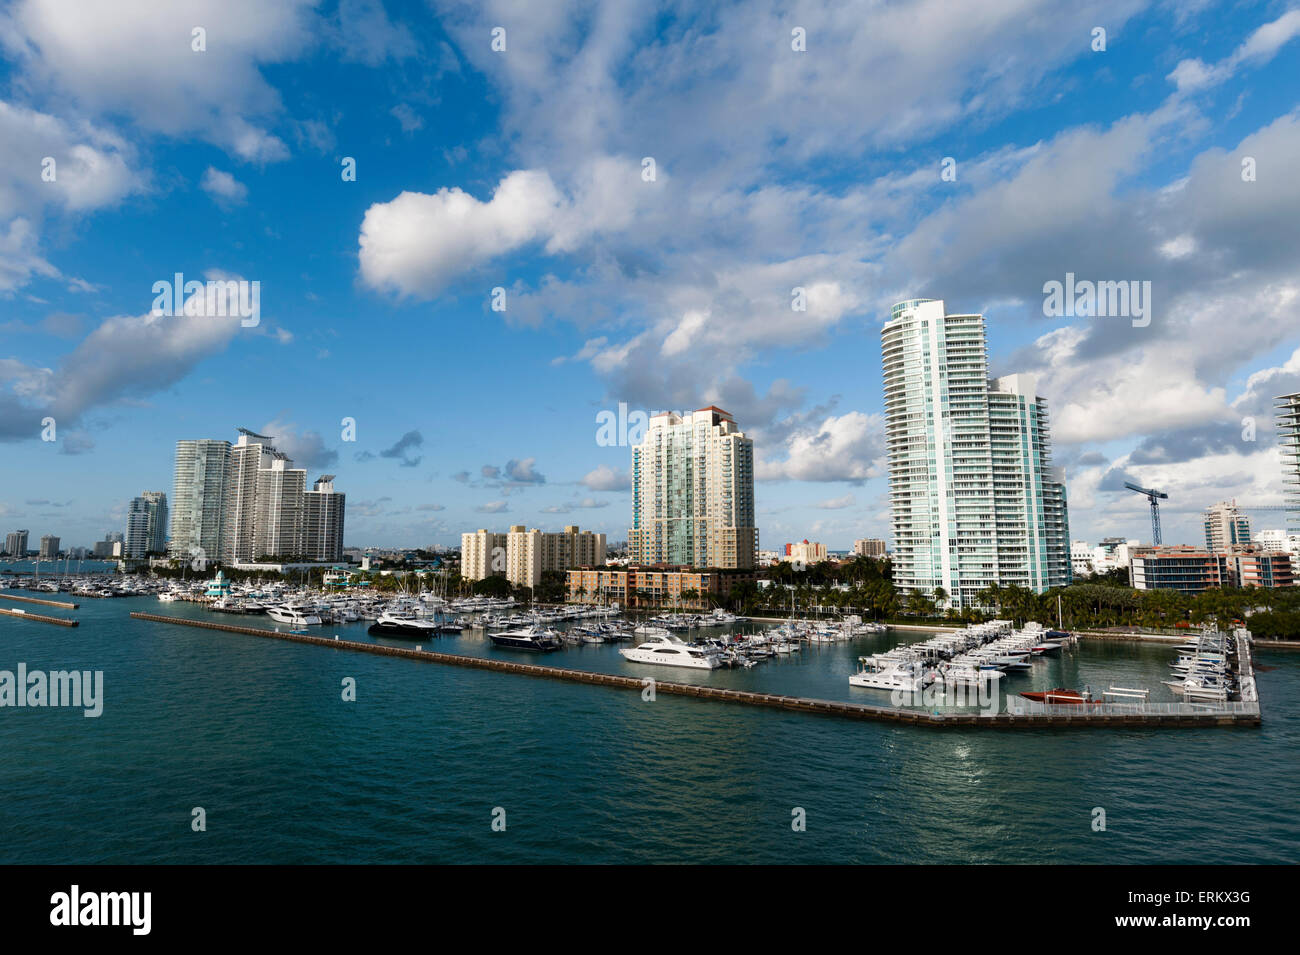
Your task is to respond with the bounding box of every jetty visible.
[130,613,1260,728]
[0,593,79,610]
[0,606,79,627]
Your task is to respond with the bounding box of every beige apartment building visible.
[462,525,606,587]
[853,538,888,558]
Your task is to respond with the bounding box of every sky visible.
[2,0,1300,552]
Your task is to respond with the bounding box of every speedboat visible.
[619,634,720,669]
[1020,687,1094,704]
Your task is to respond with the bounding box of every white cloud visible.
[581,465,630,491]
[758,412,885,483]
[200,167,248,204]
[359,170,565,297]
[1167,9,1300,92]
[3,0,314,160]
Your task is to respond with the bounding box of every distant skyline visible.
[3,1,1300,550]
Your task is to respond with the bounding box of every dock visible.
[0,593,79,610]
[130,613,1261,728]
[0,606,79,627]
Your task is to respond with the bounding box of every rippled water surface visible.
[2,593,1296,863]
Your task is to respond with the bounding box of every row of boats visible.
[849,620,1070,693]
[1160,629,1241,702]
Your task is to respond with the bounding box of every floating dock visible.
[129,613,1262,728]
[0,606,79,627]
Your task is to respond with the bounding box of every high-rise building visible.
[461,529,508,580]
[882,299,1071,608]
[222,430,279,563]
[462,525,606,587]
[169,439,231,561]
[852,538,888,558]
[1204,501,1251,552]
[253,457,307,559]
[125,491,168,557]
[4,529,29,557]
[303,475,346,561]
[1276,392,1300,531]
[628,406,757,569]
[39,535,60,559]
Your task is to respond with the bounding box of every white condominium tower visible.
[303,475,346,562]
[171,430,344,565]
[882,299,1071,608]
[254,457,307,559]
[1204,501,1252,552]
[222,429,279,562]
[169,439,231,560]
[628,406,757,569]
[125,490,168,557]
[1277,392,1300,530]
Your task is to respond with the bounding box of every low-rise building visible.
[782,540,828,564]
[1130,544,1295,593]
[566,564,758,610]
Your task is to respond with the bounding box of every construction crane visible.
[1124,482,1169,545]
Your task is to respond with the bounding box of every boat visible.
[488,626,563,652]
[1019,687,1094,704]
[619,634,721,669]
[849,653,932,691]
[267,605,324,626]
[368,611,439,637]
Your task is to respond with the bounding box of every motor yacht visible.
[619,634,721,669]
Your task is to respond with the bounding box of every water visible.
[2,592,1297,863]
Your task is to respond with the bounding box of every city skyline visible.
[3,3,1300,552]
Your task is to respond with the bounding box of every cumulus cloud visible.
[581,465,630,491]
[260,418,338,470]
[2,0,313,161]
[200,167,248,204]
[758,412,886,483]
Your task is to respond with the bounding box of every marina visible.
[0,587,1293,865]
[121,608,1261,727]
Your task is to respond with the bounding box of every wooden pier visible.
[129,613,1261,728]
[0,593,79,610]
[0,606,79,627]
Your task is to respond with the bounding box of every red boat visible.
[1020,688,1094,704]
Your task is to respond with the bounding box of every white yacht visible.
[620,634,721,670]
[267,605,324,626]
[849,652,932,691]
[368,610,439,637]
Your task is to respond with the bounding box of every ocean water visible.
[1,592,1297,864]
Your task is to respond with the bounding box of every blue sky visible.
[3,0,1300,551]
